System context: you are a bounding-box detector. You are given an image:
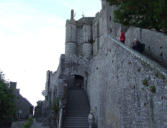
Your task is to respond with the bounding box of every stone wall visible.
[82,43,92,58]
[15,96,33,119]
[37,54,67,118]
[48,71,58,106]
[103,4,167,66]
[65,43,77,56]
[35,55,67,124]
[83,25,92,43]
[63,55,89,89]
[124,27,167,66]
[65,16,93,58]
[76,26,83,44]
[45,55,66,106]
[87,35,167,128]
[92,13,99,56]
[66,20,77,43]
[41,2,167,128]
[10,82,33,119]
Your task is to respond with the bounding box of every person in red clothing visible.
[120,31,125,43]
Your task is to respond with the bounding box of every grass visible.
[24,118,33,128]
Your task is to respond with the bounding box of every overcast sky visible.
[0,0,101,106]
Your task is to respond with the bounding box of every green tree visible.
[153,0,167,30]
[106,0,167,32]
[0,72,16,127]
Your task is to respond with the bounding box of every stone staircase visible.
[63,88,90,128]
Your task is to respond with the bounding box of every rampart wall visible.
[105,5,167,66]
[38,1,167,128]
[87,35,167,128]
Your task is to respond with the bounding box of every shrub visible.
[24,118,33,128]
[0,72,16,126]
[150,86,156,93]
[142,79,149,86]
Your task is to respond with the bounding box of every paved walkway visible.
[11,119,50,128]
[11,120,26,128]
[31,119,49,128]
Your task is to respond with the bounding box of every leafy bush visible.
[0,72,16,126]
[24,118,33,128]
[142,79,149,86]
[150,86,156,93]
[107,0,167,32]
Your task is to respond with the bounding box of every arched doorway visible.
[70,75,84,89]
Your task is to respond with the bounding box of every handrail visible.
[109,36,167,76]
[58,108,63,128]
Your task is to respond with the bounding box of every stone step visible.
[64,125,88,127]
[64,122,88,125]
[63,123,88,126]
[64,118,88,121]
[63,88,91,128]
[64,117,88,121]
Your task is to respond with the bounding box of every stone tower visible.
[101,0,114,34]
[82,24,92,58]
[101,0,107,10]
[65,9,77,56]
[65,9,93,58]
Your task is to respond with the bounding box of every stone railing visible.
[57,83,68,128]
[109,36,167,76]
[58,107,63,128]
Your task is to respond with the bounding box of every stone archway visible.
[74,75,84,89]
[69,75,84,89]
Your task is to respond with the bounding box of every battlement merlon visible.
[66,9,76,22]
[71,9,74,20]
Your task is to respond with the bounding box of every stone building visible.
[35,0,167,128]
[10,82,33,120]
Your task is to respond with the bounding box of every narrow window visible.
[160,52,163,57]
[110,28,112,33]
[109,16,112,21]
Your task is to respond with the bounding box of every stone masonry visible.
[35,0,167,128]
[10,82,33,120]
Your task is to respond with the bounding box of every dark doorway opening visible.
[70,75,84,89]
